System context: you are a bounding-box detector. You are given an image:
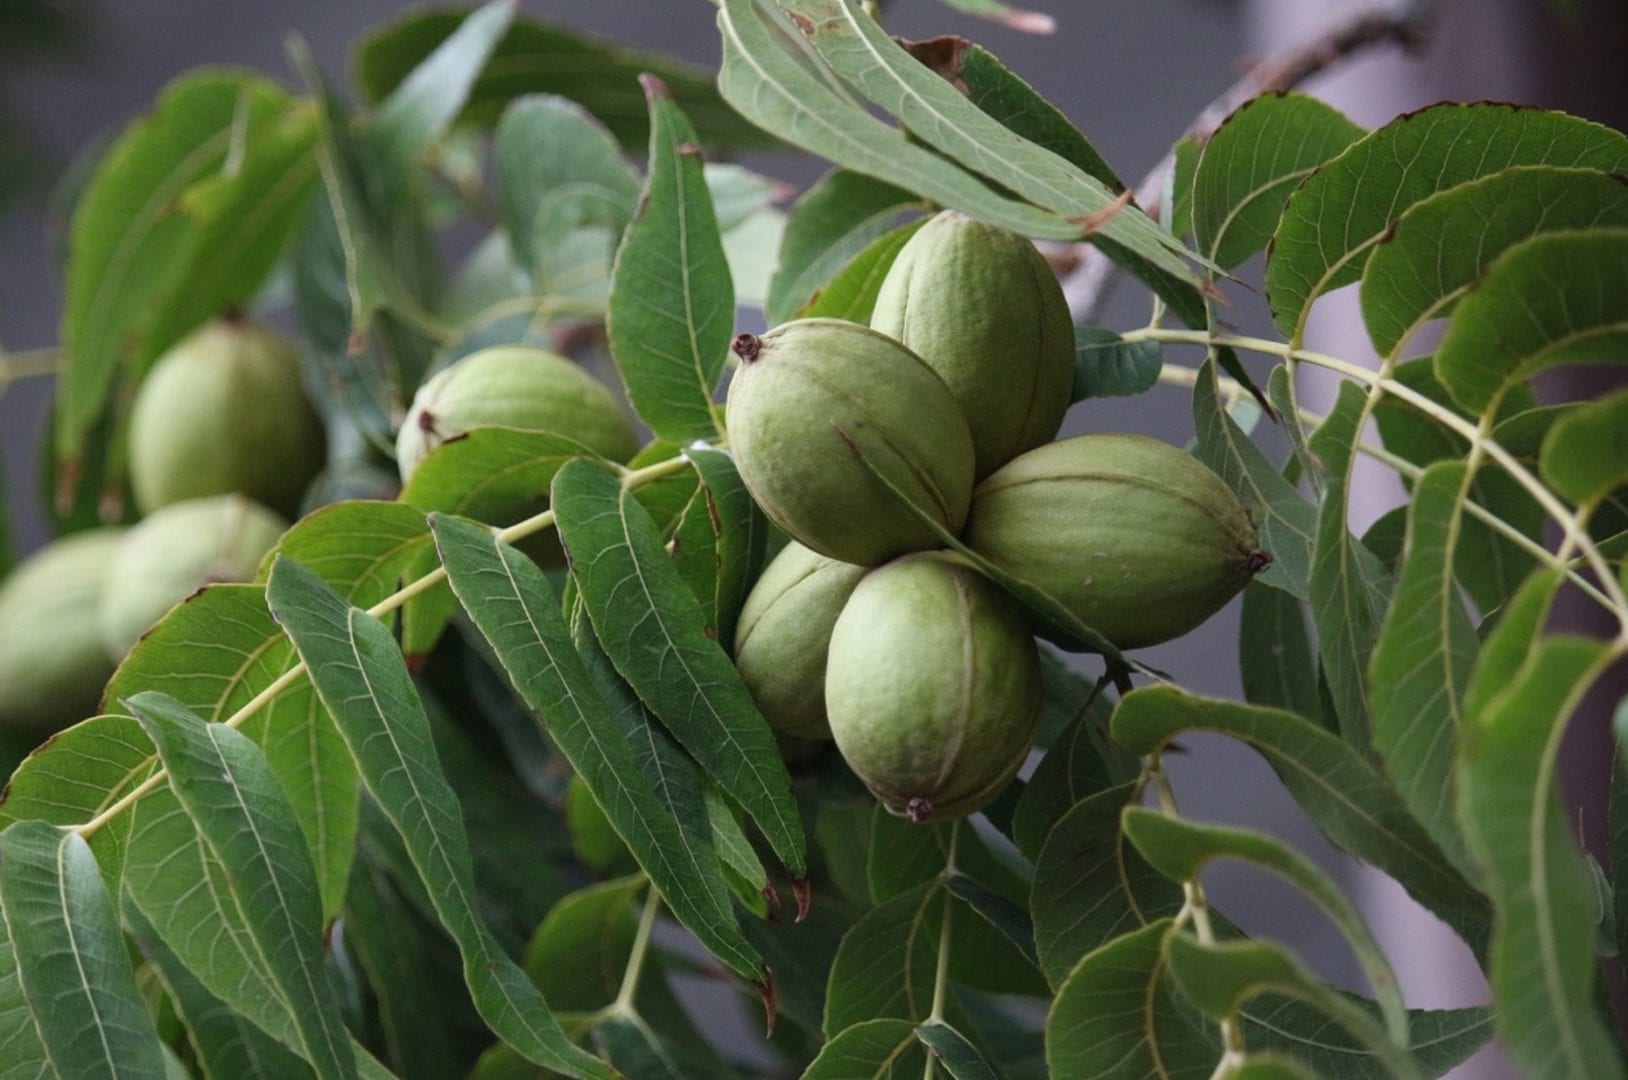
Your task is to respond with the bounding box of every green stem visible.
[76,449,707,839]
[923,822,960,1079]
[614,885,663,1015]
[1131,327,1628,629]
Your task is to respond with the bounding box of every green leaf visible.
[915,1021,999,1080]
[1193,360,1316,598]
[1011,686,1124,861]
[58,71,301,461]
[716,0,1084,243]
[945,874,1037,969]
[1045,919,1218,1079]
[0,821,167,1078]
[606,80,733,444]
[932,0,1055,32]
[1372,362,1545,616]
[802,1018,924,1078]
[1071,327,1162,401]
[123,896,313,1080]
[666,448,767,647]
[801,218,929,323]
[0,926,50,1077]
[401,428,591,525]
[429,512,763,981]
[121,692,355,1077]
[522,875,645,1011]
[0,713,154,884]
[591,1013,720,1080]
[1267,102,1628,341]
[1221,1056,1319,1080]
[1169,135,1202,242]
[867,807,951,904]
[494,95,639,304]
[264,556,614,1080]
[1456,582,1621,1078]
[1361,166,1628,358]
[1122,809,1407,1045]
[1541,388,1628,507]
[1193,92,1363,270]
[1031,783,1181,989]
[551,459,805,878]
[1436,228,1628,414]
[777,0,1197,284]
[950,42,1120,191]
[824,881,945,1038]
[1368,461,1481,877]
[104,584,358,921]
[1244,1000,1492,1080]
[1308,381,1390,745]
[1161,935,1414,1079]
[366,0,515,205]
[766,169,921,325]
[1238,582,1324,727]
[354,9,769,149]
[143,108,319,384]
[1111,686,1490,949]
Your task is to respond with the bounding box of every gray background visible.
[3,1,1626,1075]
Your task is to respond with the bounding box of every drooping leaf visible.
[665,446,767,647]
[551,459,806,879]
[1071,327,1162,401]
[823,881,945,1037]
[494,95,640,303]
[777,0,1197,284]
[1122,809,1407,1045]
[123,896,314,1080]
[341,845,464,1080]
[1243,998,1493,1080]
[366,0,516,206]
[355,9,769,149]
[801,1018,924,1078]
[1011,687,1125,861]
[1368,461,1481,877]
[1456,571,1621,1079]
[1308,381,1389,746]
[948,41,1120,191]
[715,0,1084,243]
[1436,228,1628,414]
[1238,582,1324,727]
[104,584,359,921]
[264,556,614,1080]
[1540,388,1628,508]
[0,821,167,1078]
[1031,783,1181,989]
[429,513,763,981]
[1111,686,1489,949]
[1193,360,1316,598]
[121,692,356,1078]
[1267,102,1628,341]
[1045,920,1218,1080]
[1361,166,1628,358]
[58,71,305,462]
[766,169,922,325]
[0,713,154,885]
[915,1021,1000,1080]
[1193,92,1363,270]
[1161,935,1414,1078]
[606,80,732,443]
[801,218,929,323]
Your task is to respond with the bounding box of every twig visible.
[1065,4,1432,323]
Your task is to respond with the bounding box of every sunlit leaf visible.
[766,169,921,325]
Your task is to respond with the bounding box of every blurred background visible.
[2,1,1626,1076]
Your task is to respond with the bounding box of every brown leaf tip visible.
[731,333,763,363]
[754,973,778,1037]
[792,877,812,923]
[900,35,969,87]
[638,73,669,101]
